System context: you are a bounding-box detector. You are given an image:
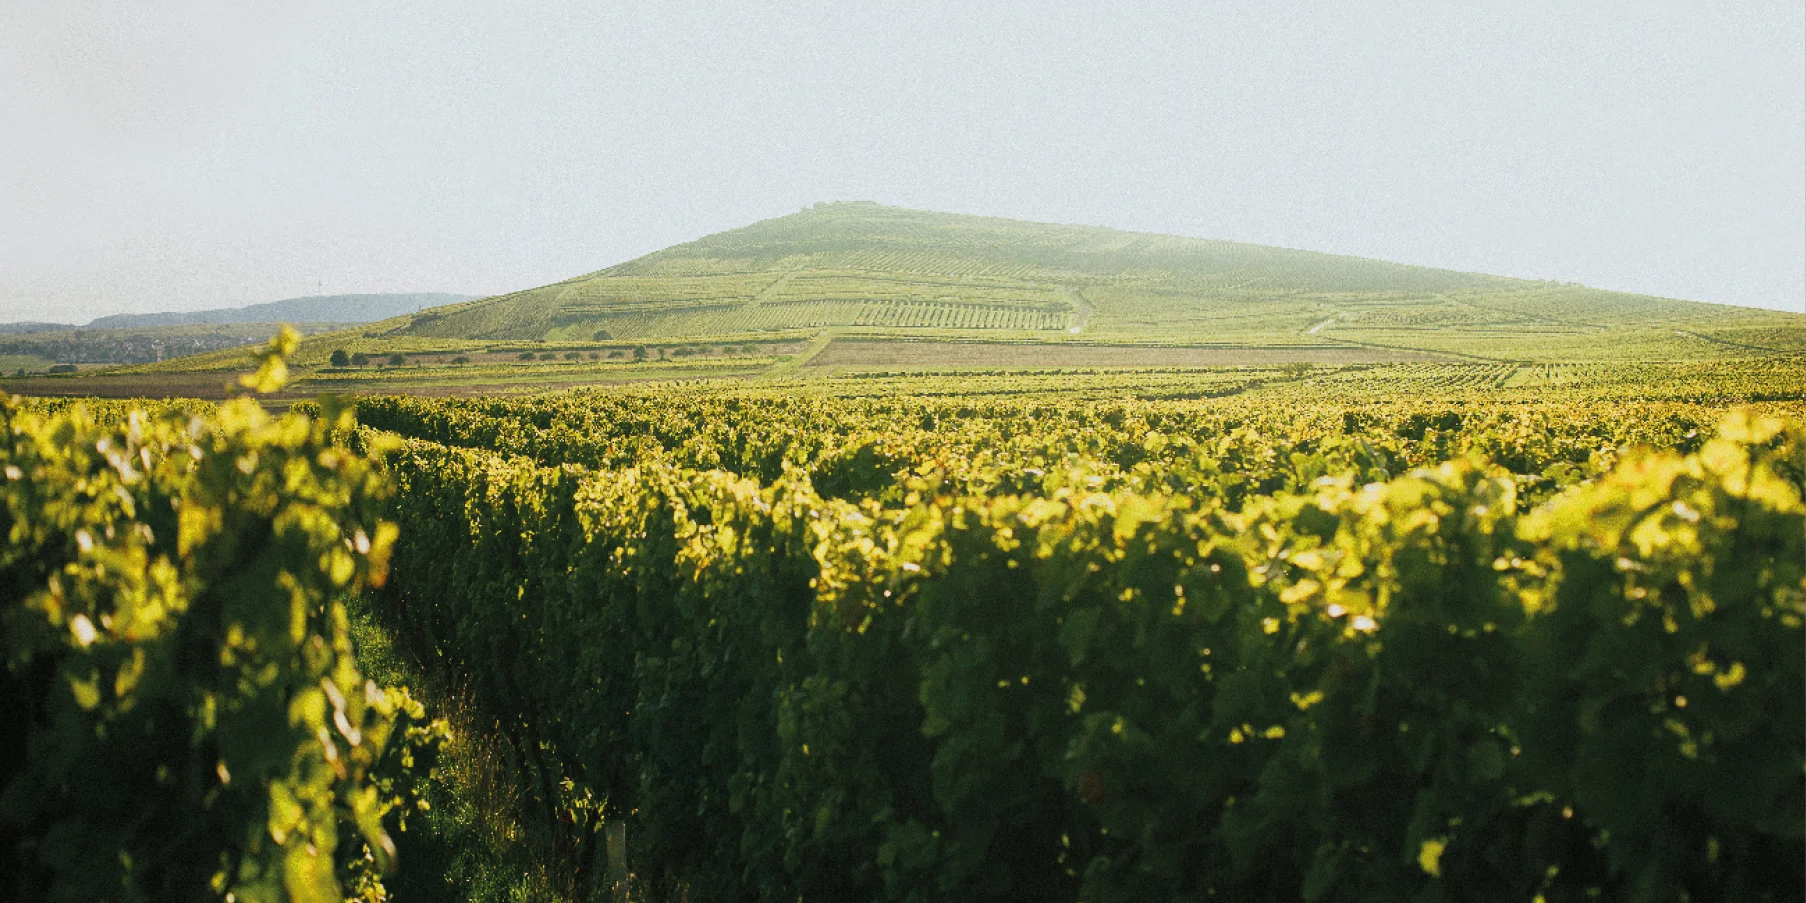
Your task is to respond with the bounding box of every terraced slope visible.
[376,203,1800,362]
[398,203,1475,342]
[120,204,1801,379]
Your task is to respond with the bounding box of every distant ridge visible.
[0,292,482,369]
[84,293,481,329]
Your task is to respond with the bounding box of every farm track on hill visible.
[1064,286,1095,332]
[1673,327,1796,355]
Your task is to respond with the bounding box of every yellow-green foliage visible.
[350,371,1803,504]
[0,335,443,903]
[367,383,1803,901]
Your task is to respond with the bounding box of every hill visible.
[101,203,1804,390]
[84,292,479,328]
[379,202,1800,362]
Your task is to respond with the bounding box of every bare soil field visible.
[805,339,1438,369]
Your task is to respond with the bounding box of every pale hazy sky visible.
[2,1,1802,323]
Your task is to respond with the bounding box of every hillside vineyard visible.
[102,204,1804,402]
[389,203,1804,361]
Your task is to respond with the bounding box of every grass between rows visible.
[347,597,608,903]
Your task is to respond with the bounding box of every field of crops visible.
[0,341,446,903]
[5,338,1803,902]
[345,357,1802,902]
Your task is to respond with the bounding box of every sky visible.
[1,0,1802,324]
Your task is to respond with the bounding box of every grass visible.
[347,598,629,903]
[0,353,58,373]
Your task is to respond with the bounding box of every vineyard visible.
[6,327,1805,902]
[543,297,1073,342]
[81,203,1805,404]
[0,338,445,903]
[336,358,1803,902]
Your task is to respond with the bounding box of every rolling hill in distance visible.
[387,202,1799,360]
[84,292,480,328]
[0,293,480,370]
[40,202,1804,393]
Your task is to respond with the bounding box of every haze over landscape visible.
[2,1,1801,324]
[6,5,1806,903]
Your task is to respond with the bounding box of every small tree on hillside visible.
[633,345,648,361]
[351,352,370,367]
[388,353,406,367]
[329,349,350,367]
